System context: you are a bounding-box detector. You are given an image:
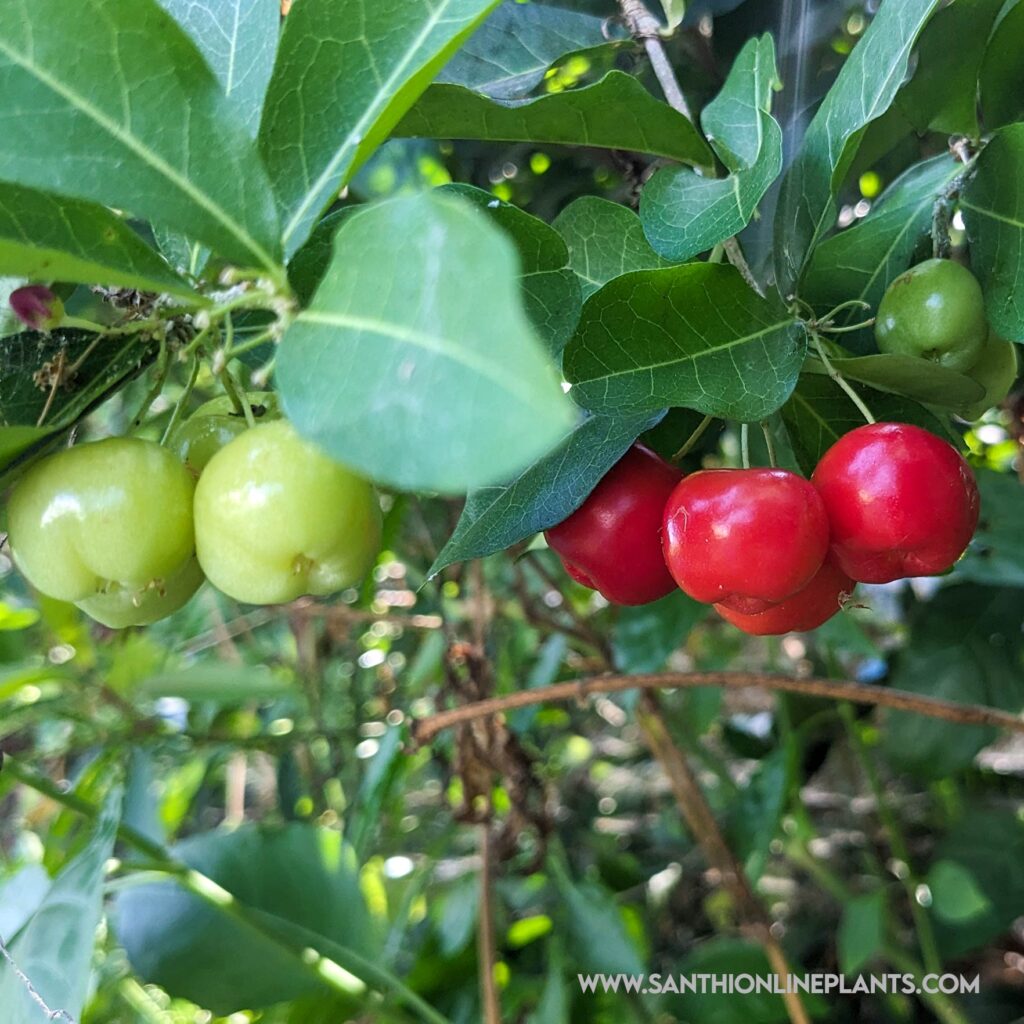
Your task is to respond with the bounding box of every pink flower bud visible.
[10,285,65,332]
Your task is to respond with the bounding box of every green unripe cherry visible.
[8,437,201,626]
[168,392,279,475]
[959,333,1019,421]
[193,420,382,605]
[875,258,987,372]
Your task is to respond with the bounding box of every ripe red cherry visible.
[715,559,854,636]
[545,444,681,605]
[662,468,829,613]
[811,422,979,584]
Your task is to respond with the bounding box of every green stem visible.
[817,318,875,335]
[760,420,777,468]
[160,355,201,446]
[809,330,876,425]
[223,328,276,360]
[670,414,714,462]
[838,705,943,976]
[5,758,452,1024]
[129,336,170,431]
[740,422,750,468]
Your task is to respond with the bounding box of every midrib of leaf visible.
[225,0,242,97]
[296,309,546,408]
[0,36,277,274]
[281,0,497,249]
[960,199,1024,229]
[575,317,797,382]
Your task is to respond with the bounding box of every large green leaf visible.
[276,192,574,494]
[437,0,621,99]
[0,0,280,271]
[428,409,662,575]
[114,824,379,1014]
[396,71,715,168]
[979,0,1024,130]
[641,35,782,262]
[563,264,805,422]
[552,196,675,300]
[0,183,195,299]
[261,0,498,257]
[883,585,1024,779]
[440,184,581,355]
[773,0,940,296]
[781,374,948,476]
[954,470,1024,588]
[156,0,279,135]
[962,123,1024,341]
[0,786,122,1021]
[894,0,1004,136]
[802,155,961,324]
[804,353,984,408]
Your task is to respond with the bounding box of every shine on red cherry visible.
[545,444,681,605]
[662,468,829,614]
[811,423,979,584]
[715,558,854,636]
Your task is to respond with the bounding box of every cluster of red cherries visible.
[545,423,979,636]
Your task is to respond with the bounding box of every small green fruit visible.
[193,420,382,604]
[875,258,986,372]
[960,333,1019,420]
[168,392,279,475]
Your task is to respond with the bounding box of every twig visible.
[617,0,760,292]
[412,671,1024,745]
[636,693,811,1024]
[671,413,714,462]
[0,933,76,1022]
[478,827,502,1024]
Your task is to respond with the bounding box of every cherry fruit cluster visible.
[6,403,381,628]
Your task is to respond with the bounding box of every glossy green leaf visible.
[156,0,279,135]
[0,183,194,298]
[781,373,948,476]
[979,0,1024,130]
[0,786,121,1021]
[954,470,1024,588]
[429,409,662,575]
[286,208,354,307]
[774,0,940,295]
[805,353,984,408]
[0,866,50,941]
[928,808,1024,958]
[802,155,961,323]
[0,0,280,271]
[641,35,782,262]
[553,196,675,299]
[883,585,1024,779]
[261,0,499,256]
[437,0,621,99]
[962,123,1024,341]
[613,590,708,674]
[276,192,575,494]
[440,184,582,355]
[894,0,1004,136]
[564,264,805,422]
[838,892,886,975]
[114,824,379,1014]
[135,665,296,702]
[396,71,715,168]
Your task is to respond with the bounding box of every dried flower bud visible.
[10,285,65,332]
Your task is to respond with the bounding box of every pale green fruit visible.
[77,557,204,627]
[194,420,382,604]
[960,334,1019,420]
[8,438,197,623]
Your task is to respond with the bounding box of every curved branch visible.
[412,671,1024,744]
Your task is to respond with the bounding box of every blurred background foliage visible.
[1,1,1024,1023]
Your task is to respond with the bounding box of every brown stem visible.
[412,671,1024,745]
[637,693,810,1024]
[478,827,502,1024]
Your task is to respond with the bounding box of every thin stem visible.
[809,329,876,424]
[760,421,778,467]
[218,364,255,427]
[839,705,943,976]
[708,242,726,264]
[412,671,1024,745]
[820,299,871,323]
[35,349,67,427]
[671,414,714,462]
[740,422,751,468]
[478,828,502,1024]
[160,355,201,446]
[817,318,875,335]
[129,336,170,431]
[223,328,276,360]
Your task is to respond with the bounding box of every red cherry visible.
[811,423,979,584]
[715,559,855,635]
[662,468,829,614]
[545,444,681,605]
